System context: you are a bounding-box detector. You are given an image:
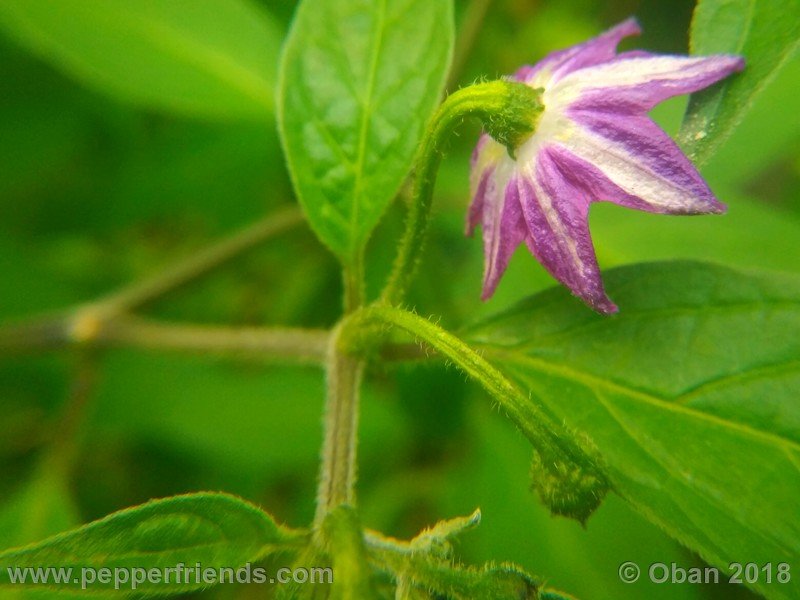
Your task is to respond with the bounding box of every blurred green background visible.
[0,0,797,598]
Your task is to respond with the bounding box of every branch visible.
[91,206,304,315]
[97,316,329,364]
[0,207,307,357]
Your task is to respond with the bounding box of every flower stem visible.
[380,80,542,306]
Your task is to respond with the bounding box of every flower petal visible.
[515,18,640,88]
[556,54,745,112]
[480,177,527,300]
[560,110,725,214]
[516,149,618,313]
[468,135,527,299]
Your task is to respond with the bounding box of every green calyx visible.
[482,80,544,158]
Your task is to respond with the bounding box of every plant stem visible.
[315,248,369,522]
[44,351,99,476]
[315,324,364,523]
[380,81,542,305]
[343,249,366,314]
[0,316,330,364]
[98,317,330,363]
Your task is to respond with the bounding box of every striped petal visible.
[557,54,745,112]
[515,18,641,88]
[560,110,725,214]
[468,137,528,299]
[517,148,617,313]
[480,176,527,300]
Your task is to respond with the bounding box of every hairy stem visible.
[97,317,329,363]
[316,325,364,522]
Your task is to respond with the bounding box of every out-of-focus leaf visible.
[678,0,800,164]
[0,467,79,550]
[0,466,80,600]
[0,0,281,120]
[464,261,800,600]
[278,0,454,263]
[0,493,305,594]
[91,351,409,480]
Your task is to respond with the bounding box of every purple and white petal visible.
[467,165,492,236]
[556,54,745,112]
[558,111,725,214]
[480,178,528,300]
[515,18,641,88]
[517,149,618,313]
[468,134,495,235]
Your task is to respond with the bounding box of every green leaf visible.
[91,352,410,483]
[464,261,800,600]
[278,0,454,263]
[678,0,800,164]
[0,492,306,595]
[0,0,280,120]
[0,464,81,600]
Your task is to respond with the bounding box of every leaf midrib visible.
[348,0,388,255]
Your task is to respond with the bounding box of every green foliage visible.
[679,0,800,163]
[0,466,78,551]
[464,261,800,600]
[278,0,454,264]
[367,510,539,600]
[0,493,305,595]
[0,0,281,120]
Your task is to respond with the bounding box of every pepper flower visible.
[468,18,744,313]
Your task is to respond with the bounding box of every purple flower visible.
[468,18,744,313]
